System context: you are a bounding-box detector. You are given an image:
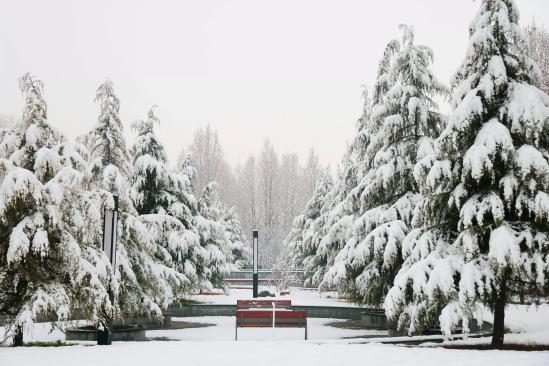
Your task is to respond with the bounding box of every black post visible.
[252,230,258,298]
[98,196,118,345]
[252,272,259,298]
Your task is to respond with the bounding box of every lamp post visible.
[252,230,258,298]
[98,196,118,345]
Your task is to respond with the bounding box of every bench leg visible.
[305,323,308,341]
[235,325,238,341]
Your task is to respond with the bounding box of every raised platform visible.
[65,325,146,342]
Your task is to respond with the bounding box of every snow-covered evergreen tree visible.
[179,152,197,187]
[222,206,252,270]
[131,110,197,227]
[385,0,549,348]
[323,26,447,305]
[83,79,166,320]
[0,74,110,346]
[168,152,216,291]
[85,79,131,180]
[196,182,231,290]
[318,89,380,294]
[312,88,374,290]
[0,74,62,175]
[130,106,205,297]
[286,169,333,281]
[51,142,113,333]
[130,106,168,215]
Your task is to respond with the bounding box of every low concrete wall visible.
[360,311,388,329]
[168,304,236,317]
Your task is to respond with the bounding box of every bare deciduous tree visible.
[183,126,324,268]
[189,125,224,196]
[525,20,549,94]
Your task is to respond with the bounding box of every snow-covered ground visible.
[1,337,548,366]
[1,290,548,365]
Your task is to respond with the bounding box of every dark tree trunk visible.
[13,326,23,347]
[491,272,508,349]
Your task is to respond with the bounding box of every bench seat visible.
[235,300,308,340]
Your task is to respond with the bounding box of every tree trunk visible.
[13,325,23,347]
[491,272,508,349]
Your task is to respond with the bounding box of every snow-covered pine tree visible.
[130,108,197,228]
[130,106,168,215]
[321,35,423,295]
[52,142,113,331]
[325,26,447,306]
[313,88,374,290]
[129,106,204,297]
[179,152,196,188]
[319,89,381,294]
[172,152,214,291]
[385,0,549,348]
[0,74,62,176]
[222,206,252,270]
[0,74,109,346]
[196,182,231,290]
[286,169,333,280]
[84,79,166,320]
[85,79,131,180]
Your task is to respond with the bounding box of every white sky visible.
[1,0,548,170]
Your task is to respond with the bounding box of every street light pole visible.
[98,196,118,345]
[252,230,258,298]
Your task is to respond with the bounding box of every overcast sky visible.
[1,0,548,170]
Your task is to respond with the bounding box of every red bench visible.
[235,300,308,340]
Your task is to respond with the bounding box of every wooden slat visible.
[235,306,308,340]
[237,317,306,323]
[236,310,306,317]
[237,323,305,328]
[236,309,307,328]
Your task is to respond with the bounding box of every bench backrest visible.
[236,299,292,310]
[235,309,307,328]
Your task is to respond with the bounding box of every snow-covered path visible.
[147,316,385,341]
[0,316,385,344]
[1,340,548,366]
